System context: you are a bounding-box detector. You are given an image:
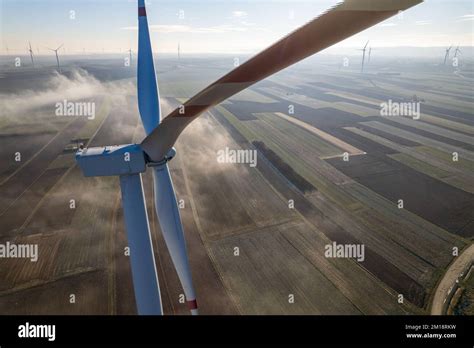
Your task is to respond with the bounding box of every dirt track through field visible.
[431,244,474,315]
[274,112,365,156]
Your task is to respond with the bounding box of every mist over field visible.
[0,69,135,118]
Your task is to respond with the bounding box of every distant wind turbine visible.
[454,46,461,58]
[128,48,133,67]
[28,41,35,67]
[444,46,452,65]
[358,40,369,72]
[47,44,63,72]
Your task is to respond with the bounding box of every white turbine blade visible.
[141,0,423,162]
[120,173,163,315]
[152,164,198,315]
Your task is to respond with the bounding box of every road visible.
[431,243,474,315]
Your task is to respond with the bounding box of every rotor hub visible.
[146,147,177,167]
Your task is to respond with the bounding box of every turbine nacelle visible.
[75,144,147,177]
[76,144,178,178]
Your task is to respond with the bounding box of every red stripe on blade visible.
[187,299,198,310]
[138,7,147,17]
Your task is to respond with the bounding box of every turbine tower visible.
[359,40,369,73]
[444,45,452,65]
[28,41,35,67]
[128,48,133,67]
[76,0,423,316]
[48,44,63,72]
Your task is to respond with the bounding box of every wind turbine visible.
[48,44,63,72]
[454,46,461,58]
[358,40,369,72]
[28,41,35,67]
[76,0,423,315]
[444,45,452,65]
[128,48,133,67]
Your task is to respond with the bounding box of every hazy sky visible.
[1,0,473,55]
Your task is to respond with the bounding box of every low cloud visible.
[232,11,248,18]
[0,69,134,118]
[415,20,431,26]
[458,14,474,22]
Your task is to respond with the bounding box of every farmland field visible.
[0,53,472,315]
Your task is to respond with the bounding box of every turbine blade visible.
[137,0,160,135]
[152,164,198,315]
[141,0,423,162]
[136,0,197,314]
[119,174,163,315]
